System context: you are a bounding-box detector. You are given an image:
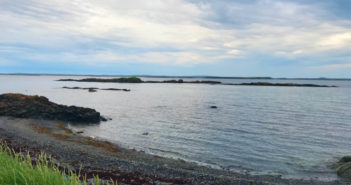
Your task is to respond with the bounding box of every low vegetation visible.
[0,143,117,185]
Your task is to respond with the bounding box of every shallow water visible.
[1,75,351,180]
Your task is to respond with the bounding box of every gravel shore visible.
[0,117,348,185]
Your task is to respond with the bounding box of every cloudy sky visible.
[0,0,350,77]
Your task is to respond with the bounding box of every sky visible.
[0,0,351,77]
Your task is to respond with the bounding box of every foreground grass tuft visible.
[0,143,116,185]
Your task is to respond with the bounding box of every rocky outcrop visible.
[0,93,106,123]
[88,88,97,92]
[62,87,130,92]
[332,156,351,180]
[59,77,143,83]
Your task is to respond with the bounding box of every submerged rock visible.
[0,93,105,123]
[88,88,97,92]
[332,156,351,180]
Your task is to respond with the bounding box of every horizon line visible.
[0,73,351,80]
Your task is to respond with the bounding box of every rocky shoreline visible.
[0,117,348,185]
[0,94,107,123]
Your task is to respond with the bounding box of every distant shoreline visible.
[1,73,351,81]
[57,77,338,87]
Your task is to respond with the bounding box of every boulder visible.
[332,156,351,180]
[0,93,105,123]
[88,88,97,92]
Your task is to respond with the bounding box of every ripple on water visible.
[1,75,350,181]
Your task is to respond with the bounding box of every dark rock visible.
[161,79,221,84]
[101,88,131,91]
[340,156,351,163]
[58,77,143,83]
[189,80,221,84]
[162,79,184,83]
[88,88,97,92]
[332,156,351,180]
[100,116,109,121]
[0,93,105,123]
[63,86,80,89]
[62,87,130,92]
[101,116,112,121]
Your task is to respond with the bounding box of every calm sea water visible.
[1,75,351,180]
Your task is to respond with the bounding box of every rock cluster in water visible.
[0,93,106,123]
[62,86,131,92]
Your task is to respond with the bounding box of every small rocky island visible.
[0,93,106,123]
[58,77,337,87]
[62,86,131,92]
[58,77,143,83]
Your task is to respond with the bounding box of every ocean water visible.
[1,75,351,180]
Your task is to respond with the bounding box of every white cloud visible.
[22,50,239,66]
[318,32,351,49]
[0,0,350,66]
[227,49,242,55]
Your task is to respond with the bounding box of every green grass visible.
[0,143,116,185]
